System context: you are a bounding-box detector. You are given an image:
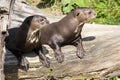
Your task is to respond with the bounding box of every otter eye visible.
[76,13,80,16]
[88,11,92,14]
[40,18,44,21]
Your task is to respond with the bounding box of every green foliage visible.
[107,76,119,80]
[91,0,120,25]
[37,0,56,8]
[61,0,89,14]
[26,0,34,4]
[113,76,119,80]
[27,0,120,25]
[61,0,120,25]
[47,69,53,80]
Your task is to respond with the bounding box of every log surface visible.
[4,0,120,80]
[0,0,15,79]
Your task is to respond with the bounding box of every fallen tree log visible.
[0,0,15,80]
[4,0,120,80]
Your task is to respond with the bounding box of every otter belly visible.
[62,34,80,45]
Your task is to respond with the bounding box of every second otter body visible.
[40,7,97,65]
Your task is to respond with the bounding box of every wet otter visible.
[39,7,97,67]
[6,15,49,71]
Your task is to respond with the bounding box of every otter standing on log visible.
[39,7,97,67]
[6,15,49,71]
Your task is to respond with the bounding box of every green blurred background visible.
[26,0,120,25]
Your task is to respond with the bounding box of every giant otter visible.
[6,15,49,71]
[39,7,97,67]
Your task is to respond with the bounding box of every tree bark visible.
[0,0,15,80]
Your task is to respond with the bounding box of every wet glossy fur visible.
[39,7,97,66]
[6,15,49,71]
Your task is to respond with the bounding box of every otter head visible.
[27,15,49,43]
[30,15,49,30]
[73,7,97,23]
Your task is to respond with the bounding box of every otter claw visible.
[76,51,85,59]
[19,56,29,71]
[55,54,64,63]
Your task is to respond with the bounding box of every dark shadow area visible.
[5,27,48,58]
[4,16,39,77]
[23,45,49,57]
[4,28,18,79]
[4,51,19,80]
[37,0,55,8]
[5,27,18,43]
[23,52,37,57]
[82,36,96,41]
[5,16,38,58]
[5,15,34,51]
[4,65,18,80]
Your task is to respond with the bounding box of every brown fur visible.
[6,15,49,71]
[39,7,97,65]
[6,8,97,70]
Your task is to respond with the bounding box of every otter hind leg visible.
[34,46,50,68]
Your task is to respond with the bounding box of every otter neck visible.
[59,13,82,28]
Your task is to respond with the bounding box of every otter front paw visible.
[76,51,85,59]
[55,54,64,63]
[19,56,29,71]
[40,57,50,68]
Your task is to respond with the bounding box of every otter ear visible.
[25,16,33,24]
[76,12,80,16]
[73,10,81,17]
[26,19,30,24]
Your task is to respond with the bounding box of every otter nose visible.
[46,20,49,24]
